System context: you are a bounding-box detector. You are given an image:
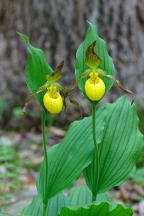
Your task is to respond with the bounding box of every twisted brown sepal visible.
[59,87,83,117]
[73,68,135,105]
[23,60,83,114]
[22,82,51,113]
[46,61,64,83]
[96,69,135,104]
[85,41,102,69]
[69,97,83,118]
[23,61,64,113]
[71,70,91,92]
[76,40,135,104]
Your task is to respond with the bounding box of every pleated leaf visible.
[37,104,105,199]
[22,186,111,216]
[36,112,106,201]
[22,193,66,216]
[84,96,144,195]
[18,32,53,107]
[36,96,143,201]
[67,186,111,207]
[58,202,133,216]
[75,22,115,94]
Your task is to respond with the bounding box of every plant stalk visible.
[92,103,99,201]
[43,204,47,216]
[42,111,48,216]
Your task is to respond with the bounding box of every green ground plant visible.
[0,143,19,206]
[16,22,144,216]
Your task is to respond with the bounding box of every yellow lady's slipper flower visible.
[85,71,105,101]
[43,86,63,114]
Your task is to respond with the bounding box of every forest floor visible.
[0,128,144,216]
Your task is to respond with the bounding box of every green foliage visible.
[18,32,53,108]
[131,167,144,185]
[58,202,132,216]
[21,186,132,216]
[75,22,115,95]
[17,22,144,216]
[22,193,65,216]
[12,107,23,118]
[84,96,144,196]
[37,96,143,210]
[0,100,8,120]
[47,114,56,128]
[0,214,21,216]
[136,104,144,134]
[0,145,19,203]
[22,186,112,216]
[36,115,96,200]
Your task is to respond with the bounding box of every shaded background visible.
[0,0,144,131]
[0,1,144,215]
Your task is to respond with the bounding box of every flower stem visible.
[42,111,48,216]
[92,103,99,201]
[43,204,47,216]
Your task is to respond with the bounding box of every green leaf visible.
[75,22,115,95]
[18,32,53,108]
[1,214,22,216]
[67,186,111,207]
[37,96,143,201]
[58,202,133,216]
[131,167,144,185]
[84,96,144,195]
[36,108,106,201]
[22,193,66,216]
[22,186,111,216]
[17,32,29,44]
